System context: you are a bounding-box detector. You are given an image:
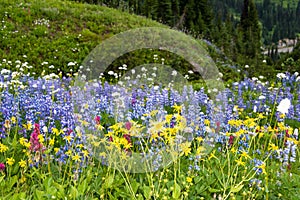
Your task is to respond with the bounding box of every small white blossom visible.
[277,98,291,114]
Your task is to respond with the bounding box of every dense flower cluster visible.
[0,68,299,198]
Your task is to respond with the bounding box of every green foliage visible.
[0,0,165,76]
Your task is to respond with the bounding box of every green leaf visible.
[208,187,222,193]
[103,175,114,189]
[231,184,244,193]
[7,175,18,192]
[69,186,79,199]
[143,186,151,199]
[78,179,88,194]
[172,183,181,199]
[35,189,45,199]
[131,180,140,194]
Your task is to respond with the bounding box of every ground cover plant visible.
[1,0,300,200]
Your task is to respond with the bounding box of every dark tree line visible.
[70,0,262,61]
[70,0,300,76]
[212,0,300,45]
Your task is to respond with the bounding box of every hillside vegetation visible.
[0,0,165,75]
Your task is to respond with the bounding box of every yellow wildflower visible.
[23,121,32,130]
[6,157,15,166]
[196,137,204,143]
[11,116,16,124]
[0,143,9,153]
[66,150,72,156]
[235,158,245,166]
[52,128,59,136]
[180,142,191,156]
[230,147,237,154]
[165,114,173,124]
[64,135,72,143]
[208,150,217,160]
[38,134,44,144]
[173,103,182,113]
[82,150,89,157]
[19,137,28,146]
[49,138,55,146]
[258,163,266,174]
[186,177,193,183]
[268,143,279,151]
[19,159,26,168]
[196,146,206,156]
[54,148,60,154]
[204,119,210,126]
[72,153,82,162]
[240,151,251,160]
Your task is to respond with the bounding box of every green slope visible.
[0,0,165,75]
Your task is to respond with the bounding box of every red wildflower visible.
[0,163,5,172]
[95,116,101,125]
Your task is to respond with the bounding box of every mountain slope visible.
[0,0,165,75]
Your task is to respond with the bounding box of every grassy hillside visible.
[0,0,165,75]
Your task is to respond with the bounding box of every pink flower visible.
[29,123,43,152]
[125,121,131,130]
[95,116,101,125]
[0,163,5,172]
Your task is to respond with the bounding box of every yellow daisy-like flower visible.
[38,134,44,144]
[165,114,173,124]
[64,135,72,143]
[150,110,158,117]
[230,147,237,154]
[240,151,251,160]
[54,148,60,154]
[268,143,279,151]
[179,142,191,156]
[23,121,32,130]
[19,159,26,168]
[149,121,165,133]
[6,157,15,166]
[49,138,55,146]
[99,152,106,158]
[11,116,17,124]
[19,137,28,146]
[235,158,245,166]
[204,119,210,126]
[65,150,71,156]
[173,103,182,113]
[186,177,193,183]
[0,143,9,153]
[82,150,89,157]
[196,137,204,143]
[196,146,206,156]
[208,150,217,160]
[72,153,82,162]
[20,176,26,183]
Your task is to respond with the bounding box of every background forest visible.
[70,0,300,78]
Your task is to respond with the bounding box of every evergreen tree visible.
[239,0,261,59]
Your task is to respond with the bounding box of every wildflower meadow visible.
[1,1,300,200]
[1,58,300,199]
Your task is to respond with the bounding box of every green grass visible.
[0,0,165,75]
